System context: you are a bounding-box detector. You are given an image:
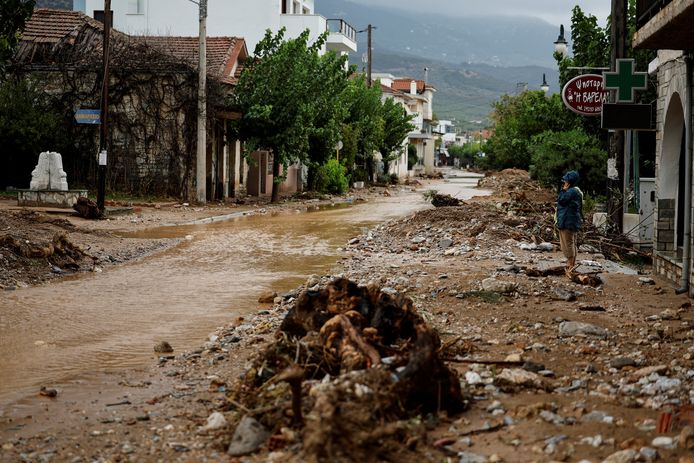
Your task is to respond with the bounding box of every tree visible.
[340,75,384,182]
[378,97,413,173]
[0,0,35,74]
[485,91,579,170]
[230,29,348,202]
[0,78,62,189]
[528,129,607,195]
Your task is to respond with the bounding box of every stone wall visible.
[653,51,691,288]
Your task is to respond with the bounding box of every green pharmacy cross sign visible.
[603,59,647,103]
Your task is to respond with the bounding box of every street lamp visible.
[540,73,549,94]
[554,24,568,58]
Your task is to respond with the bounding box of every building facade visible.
[633,0,694,292]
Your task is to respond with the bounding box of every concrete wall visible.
[82,0,318,52]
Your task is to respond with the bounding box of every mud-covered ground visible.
[2,172,694,463]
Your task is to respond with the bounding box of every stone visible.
[536,242,554,252]
[465,371,483,385]
[201,412,227,431]
[438,239,454,249]
[494,368,544,390]
[481,278,517,294]
[631,365,668,379]
[559,321,609,339]
[638,277,655,285]
[639,447,658,462]
[651,436,675,449]
[610,357,637,369]
[228,416,271,456]
[411,236,426,244]
[602,449,638,463]
[553,288,577,301]
[504,353,522,362]
[458,452,488,463]
[153,341,173,353]
[257,291,277,303]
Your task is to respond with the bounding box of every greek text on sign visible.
[561,74,608,116]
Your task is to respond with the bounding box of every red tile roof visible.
[392,79,426,94]
[20,9,247,85]
[136,36,247,85]
[21,8,101,43]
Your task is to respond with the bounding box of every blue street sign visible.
[75,109,101,124]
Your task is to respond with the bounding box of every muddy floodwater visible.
[0,178,485,411]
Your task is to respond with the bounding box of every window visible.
[127,0,144,14]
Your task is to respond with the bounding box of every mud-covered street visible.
[2,171,694,463]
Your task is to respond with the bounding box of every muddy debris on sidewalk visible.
[225,277,469,462]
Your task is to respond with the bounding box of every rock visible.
[536,242,554,252]
[438,239,454,249]
[458,452,488,463]
[504,353,522,363]
[201,412,227,432]
[305,275,320,287]
[631,365,668,379]
[540,410,565,425]
[602,449,638,463]
[579,244,600,253]
[228,416,271,456]
[411,236,426,244]
[610,357,637,369]
[258,291,277,303]
[465,371,483,385]
[679,425,694,450]
[348,238,360,245]
[481,278,517,294]
[494,368,545,390]
[559,321,609,339]
[153,341,173,353]
[553,288,577,301]
[651,436,675,449]
[638,277,656,285]
[582,410,614,424]
[39,386,58,398]
[639,447,658,462]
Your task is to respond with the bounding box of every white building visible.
[75,0,357,56]
[374,73,437,177]
[434,120,457,145]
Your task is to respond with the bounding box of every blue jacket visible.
[556,171,582,231]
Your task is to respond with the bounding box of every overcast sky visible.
[347,0,612,30]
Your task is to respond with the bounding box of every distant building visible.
[374,72,437,176]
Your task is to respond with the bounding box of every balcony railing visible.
[637,0,674,29]
[326,19,356,43]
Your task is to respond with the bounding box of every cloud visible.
[346,0,611,31]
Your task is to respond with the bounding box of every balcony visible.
[279,15,357,55]
[634,0,694,49]
[326,19,357,53]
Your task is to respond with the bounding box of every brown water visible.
[0,193,435,410]
[0,179,487,411]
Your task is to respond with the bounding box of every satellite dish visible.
[335,141,344,150]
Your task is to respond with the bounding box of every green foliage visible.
[230,28,349,201]
[448,143,481,167]
[485,91,579,170]
[528,129,607,195]
[0,0,35,74]
[407,143,418,170]
[378,96,414,170]
[315,159,348,195]
[0,78,62,189]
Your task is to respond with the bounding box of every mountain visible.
[316,0,562,128]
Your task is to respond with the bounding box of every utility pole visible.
[608,0,627,232]
[367,24,373,87]
[97,0,111,216]
[196,0,207,203]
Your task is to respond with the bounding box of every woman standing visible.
[556,170,583,276]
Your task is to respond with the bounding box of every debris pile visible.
[226,278,468,461]
[423,190,463,207]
